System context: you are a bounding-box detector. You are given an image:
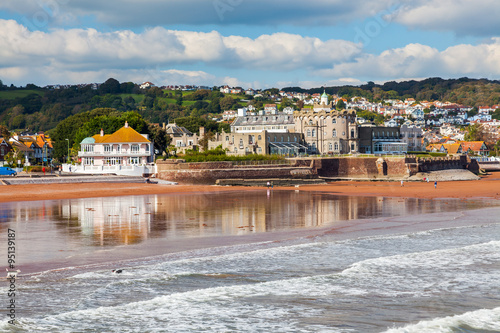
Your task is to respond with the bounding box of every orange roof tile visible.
[442,143,462,154]
[459,141,487,152]
[93,125,150,144]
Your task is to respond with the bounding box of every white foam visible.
[384,306,500,333]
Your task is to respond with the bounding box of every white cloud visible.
[0,19,361,72]
[320,40,500,79]
[391,0,500,36]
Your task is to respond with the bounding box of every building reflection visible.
[55,196,154,246]
[0,192,486,248]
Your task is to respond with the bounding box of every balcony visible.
[78,151,151,157]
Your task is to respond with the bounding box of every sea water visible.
[0,191,499,332]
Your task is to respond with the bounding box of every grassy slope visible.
[0,90,45,99]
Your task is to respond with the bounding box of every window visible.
[116,145,120,153]
[332,129,337,137]
[258,135,262,140]
[334,143,339,150]
[83,145,94,153]
[342,132,345,136]
[104,145,111,153]
[309,120,313,125]
[145,144,150,152]
[307,129,311,137]
[131,144,140,153]
[332,118,336,124]
[239,139,244,147]
[312,129,316,137]
[225,136,229,141]
[351,143,355,151]
[129,157,140,165]
[351,129,355,138]
[328,143,333,151]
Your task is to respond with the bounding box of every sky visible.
[1,0,500,89]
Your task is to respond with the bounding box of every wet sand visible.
[1,172,500,203]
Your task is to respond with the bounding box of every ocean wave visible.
[383,306,500,333]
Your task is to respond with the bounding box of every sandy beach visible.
[1,171,500,203]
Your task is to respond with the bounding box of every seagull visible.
[112,269,123,274]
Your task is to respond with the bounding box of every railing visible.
[78,151,150,157]
[63,163,156,176]
[231,159,294,166]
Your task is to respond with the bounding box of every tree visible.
[147,123,171,154]
[464,123,485,141]
[99,78,121,94]
[279,97,293,110]
[198,131,215,152]
[467,106,478,118]
[336,99,346,110]
[296,100,304,110]
[0,125,11,138]
[492,108,500,120]
[4,148,24,167]
[220,96,236,111]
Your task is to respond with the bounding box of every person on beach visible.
[42,167,46,175]
[434,181,437,189]
[401,180,404,187]
[267,181,270,188]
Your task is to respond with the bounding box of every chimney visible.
[199,126,205,138]
[100,129,104,136]
[125,121,129,128]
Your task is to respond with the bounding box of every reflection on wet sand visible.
[1,191,495,253]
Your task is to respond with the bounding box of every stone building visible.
[230,110,295,134]
[293,109,358,154]
[208,131,306,156]
[164,122,201,153]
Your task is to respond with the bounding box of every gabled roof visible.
[165,123,193,137]
[459,141,488,152]
[442,143,462,154]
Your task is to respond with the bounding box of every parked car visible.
[0,167,17,176]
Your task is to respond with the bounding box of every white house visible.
[78,122,153,167]
[140,82,155,89]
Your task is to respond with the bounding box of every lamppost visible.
[65,139,69,163]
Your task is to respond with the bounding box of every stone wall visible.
[315,157,408,178]
[156,156,478,184]
[156,160,317,184]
